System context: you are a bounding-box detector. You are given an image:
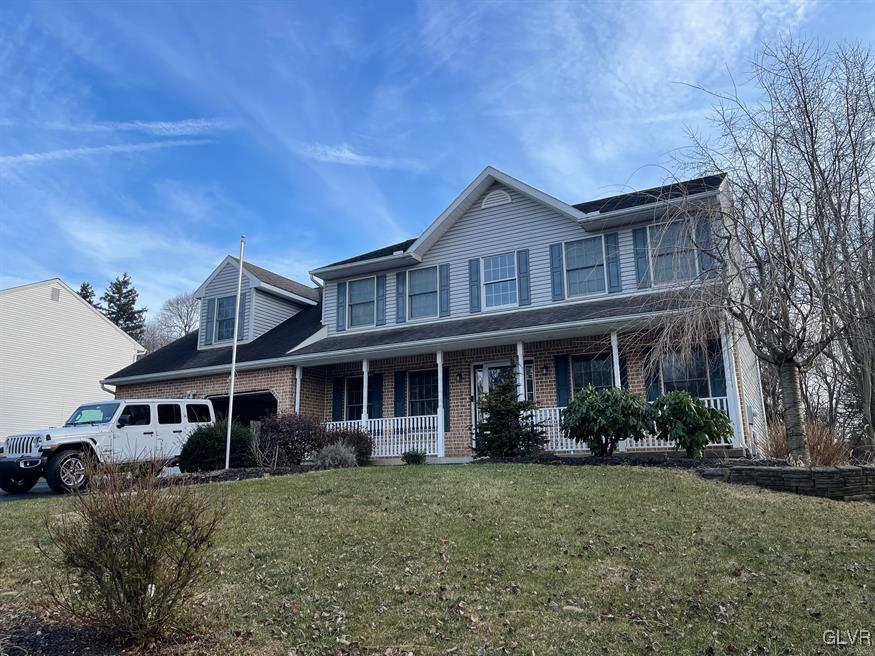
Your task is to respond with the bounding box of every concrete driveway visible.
[0,479,56,502]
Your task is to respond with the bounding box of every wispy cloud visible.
[0,139,211,170]
[295,142,424,171]
[27,117,235,136]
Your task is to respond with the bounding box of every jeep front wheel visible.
[0,471,39,494]
[45,451,89,494]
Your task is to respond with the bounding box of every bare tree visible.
[156,291,200,338]
[652,40,874,462]
[139,319,174,353]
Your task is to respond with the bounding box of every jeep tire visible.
[0,471,40,494]
[45,450,89,494]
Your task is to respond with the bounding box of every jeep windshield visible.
[65,402,120,426]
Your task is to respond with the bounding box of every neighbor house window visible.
[408,370,439,416]
[482,253,517,308]
[571,354,614,392]
[660,349,710,398]
[565,236,606,296]
[408,267,438,319]
[345,377,364,420]
[215,295,236,341]
[347,277,376,327]
[649,222,697,284]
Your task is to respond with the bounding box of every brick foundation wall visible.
[727,465,875,500]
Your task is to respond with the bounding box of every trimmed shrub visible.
[178,420,254,472]
[314,441,358,470]
[42,463,223,645]
[475,370,546,458]
[651,391,734,458]
[254,413,327,467]
[401,449,427,465]
[562,385,653,456]
[325,427,373,465]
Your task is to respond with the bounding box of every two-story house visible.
[103,167,767,458]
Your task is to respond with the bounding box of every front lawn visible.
[1,465,873,654]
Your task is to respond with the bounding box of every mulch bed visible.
[475,452,789,471]
[167,464,313,487]
[0,605,119,656]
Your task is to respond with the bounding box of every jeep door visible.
[114,403,154,461]
[156,403,185,458]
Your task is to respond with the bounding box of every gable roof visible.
[195,256,319,304]
[103,302,323,384]
[574,173,726,215]
[0,278,145,352]
[323,238,417,268]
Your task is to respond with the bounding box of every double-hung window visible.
[565,236,606,296]
[345,377,365,420]
[571,354,614,392]
[660,350,710,398]
[215,295,236,341]
[649,222,696,284]
[482,253,517,308]
[408,370,439,416]
[348,277,376,327]
[408,267,438,319]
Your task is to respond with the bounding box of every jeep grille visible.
[6,435,38,456]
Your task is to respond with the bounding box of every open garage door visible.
[209,391,277,424]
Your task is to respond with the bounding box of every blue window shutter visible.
[549,243,565,301]
[620,355,628,389]
[369,373,383,419]
[394,371,407,416]
[633,228,651,289]
[331,378,344,421]
[204,298,216,345]
[697,219,718,275]
[605,233,621,293]
[707,340,727,397]
[442,366,450,430]
[236,292,248,339]
[554,355,571,407]
[468,258,481,313]
[516,249,531,306]
[336,282,347,332]
[645,351,661,401]
[375,275,387,326]
[395,272,406,323]
[439,263,450,317]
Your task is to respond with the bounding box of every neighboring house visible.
[0,279,145,438]
[104,167,767,458]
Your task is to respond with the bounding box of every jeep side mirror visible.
[117,416,130,428]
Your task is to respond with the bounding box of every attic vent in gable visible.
[481,188,512,209]
[50,288,60,302]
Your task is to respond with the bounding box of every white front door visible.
[472,361,514,427]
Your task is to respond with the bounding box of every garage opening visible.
[209,391,277,424]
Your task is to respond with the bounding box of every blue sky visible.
[1,0,873,313]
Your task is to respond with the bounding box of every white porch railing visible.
[533,396,732,454]
[325,415,439,458]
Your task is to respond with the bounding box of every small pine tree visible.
[78,282,99,308]
[101,273,147,341]
[474,369,546,458]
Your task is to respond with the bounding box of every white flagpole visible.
[225,235,246,470]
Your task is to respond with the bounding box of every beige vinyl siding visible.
[0,281,143,438]
[199,261,252,348]
[735,331,767,451]
[252,289,301,338]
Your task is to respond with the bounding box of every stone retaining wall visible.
[727,465,875,500]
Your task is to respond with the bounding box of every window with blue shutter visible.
[549,243,565,300]
[443,366,450,430]
[375,275,387,326]
[408,267,438,319]
[468,258,481,312]
[697,219,718,275]
[707,340,727,397]
[331,378,344,421]
[605,233,621,292]
[395,271,406,323]
[554,355,571,407]
[336,282,347,332]
[516,250,531,306]
[394,371,407,416]
[204,298,216,345]
[369,373,383,419]
[633,228,651,289]
[439,263,450,317]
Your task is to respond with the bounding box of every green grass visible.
[1,465,874,655]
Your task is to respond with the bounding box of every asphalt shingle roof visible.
[238,259,320,301]
[104,303,324,381]
[574,174,725,215]
[322,238,417,268]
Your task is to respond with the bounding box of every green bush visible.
[561,385,652,456]
[651,391,734,457]
[254,413,327,467]
[401,449,428,465]
[325,427,373,465]
[314,441,358,470]
[178,420,254,472]
[474,370,546,458]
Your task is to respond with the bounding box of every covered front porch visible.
[290,322,746,459]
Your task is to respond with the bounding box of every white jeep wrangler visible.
[0,399,215,494]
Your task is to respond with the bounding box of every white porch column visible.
[516,341,525,401]
[720,323,745,449]
[610,331,622,388]
[436,351,445,458]
[361,359,369,429]
[294,365,302,414]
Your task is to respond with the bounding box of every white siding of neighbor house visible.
[735,331,768,452]
[0,281,143,438]
[198,261,252,348]
[252,289,301,338]
[323,183,641,335]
